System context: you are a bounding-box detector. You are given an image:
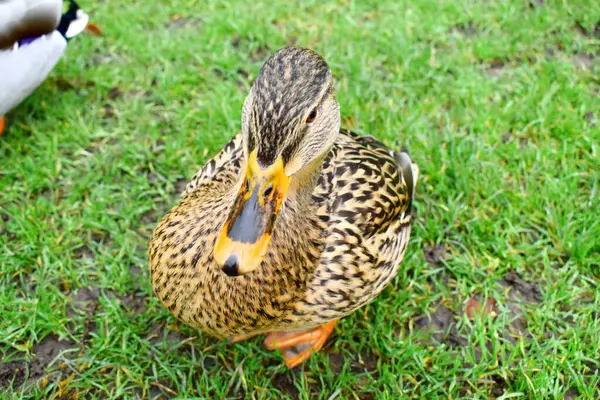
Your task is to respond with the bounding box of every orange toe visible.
[264,320,338,368]
[264,328,323,350]
[281,348,314,369]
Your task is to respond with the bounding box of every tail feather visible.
[395,147,418,214]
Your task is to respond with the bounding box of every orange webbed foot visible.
[264,320,338,369]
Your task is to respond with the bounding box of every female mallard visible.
[149,46,418,368]
[0,0,98,135]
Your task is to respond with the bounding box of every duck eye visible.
[263,184,274,200]
[306,108,317,124]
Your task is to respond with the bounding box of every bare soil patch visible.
[0,335,77,390]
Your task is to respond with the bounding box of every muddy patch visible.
[132,384,165,400]
[213,67,225,80]
[570,53,595,71]
[101,103,116,119]
[72,233,111,260]
[52,77,76,91]
[564,388,580,399]
[67,284,149,350]
[104,85,161,106]
[543,24,598,69]
[485,58,506,77]
[0,334,78,390]
[226,385,247,399]
[422,244,452,285]
[139,177,186,231]
[413,270,541,350]
[490,375,510,398]
[0,212,14,240]
[174,178,188,195]
[130,88,160,104]
[140,206,164,228]
[498,271,542,303]
[144,172,163,188]
[327,352,345,374]
[414,300,495,366]
[72,287,101,306]
[349,349,382,394]
[585,111,596,127]
[272,371,300,398]
[129,264,144,289]
[73,245,95,259]
[166,15,202,30]
[0,360,27,389]
[449,21,477,37]
[89,49,127,66]
[230,36,270,63]
[357,394,376,400]
[497,271,542,337]
[145,322,197,352]
[213,67,252,88]
[574,21,600,39]
[249,45,269,63]
[118,290,149,315]
[105,86,122,101]
[349,349,380,375]
[527,0,544,8]
[236,69,252,86]
[414,304,466,346]
[271,368,325,398]
[327,346,381,378]
[32,335,76,369]
[84,136,120,154]
[68,286,100,327]
[423,244,447,266]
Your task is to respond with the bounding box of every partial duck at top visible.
[0,0,100,135]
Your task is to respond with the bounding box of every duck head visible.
[213,46,341,276]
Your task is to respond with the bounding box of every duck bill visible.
[213,150,290,276]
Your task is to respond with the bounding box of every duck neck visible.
[272,156,325,268]
[284,153,325,210]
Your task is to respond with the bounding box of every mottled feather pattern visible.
[149,128,416,337]
[181,134,243,199]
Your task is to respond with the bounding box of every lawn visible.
[1,0,599,398]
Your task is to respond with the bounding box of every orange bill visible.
[213,150,290,276]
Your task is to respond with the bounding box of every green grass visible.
[1,0,599,398]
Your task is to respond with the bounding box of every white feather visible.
[65,9,89,38]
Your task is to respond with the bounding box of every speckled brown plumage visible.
[148,46,418,366]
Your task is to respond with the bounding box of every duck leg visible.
[229,331,261,343]
[0,116,5,136]
[264,320,338,368]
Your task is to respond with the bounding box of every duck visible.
[149,46,418,369]
[0,0,99,135]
